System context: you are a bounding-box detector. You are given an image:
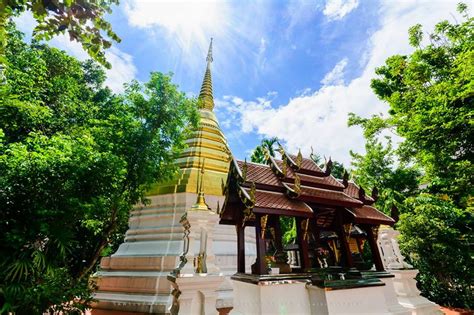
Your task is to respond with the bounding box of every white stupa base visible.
[230,277,413,315]
[390,270,442,315]
[93,192,256,314]
[307,283,406,315]
[171,274,225,315]
[230,279,311,315]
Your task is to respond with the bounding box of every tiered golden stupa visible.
[93,40,255,314]
[149,38,231,196]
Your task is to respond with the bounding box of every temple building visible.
[219,147,394,276]
[219,149,440,314]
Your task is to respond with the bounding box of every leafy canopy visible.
[0,24,197,314]
[349,3,473,308]
[349,3,473,205]
[398,194,473,308]
[350,137,420,215]
[0,0,120,68]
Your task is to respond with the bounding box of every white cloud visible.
[123,0,228,53]
[323,0,359,21]
[320,58,348,86]
[13,12,136,93]
[122,0,271,89]
[216,1,461,166]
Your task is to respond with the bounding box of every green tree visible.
[349,3,473,206]
[397,194,473,308]
[0,25,197,314]
[349,3,474,308]
[0,0,120,71]
[350,137,420,215]
[250,137,278,164]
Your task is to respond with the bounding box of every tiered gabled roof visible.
[220,147,394,227]
[342,180,376,205]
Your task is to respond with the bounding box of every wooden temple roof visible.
[342,180,376,205]
[220,149,394,227]
[346,205,395,225]
[242,188,313,217]
[236,160,282,188]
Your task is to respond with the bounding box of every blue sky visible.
[16,0,463,166]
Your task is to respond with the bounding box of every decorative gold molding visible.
[296,149,303,168]
[194,252,207,274]
[249,182,256,204]
[294,174,301,196]
[372,226,379,241]
[343,223,352,242]
[302,218,309,241]
[170,213,191,277]
[281,155,288,177]
[260,215,268,239]
[242,158,248,182]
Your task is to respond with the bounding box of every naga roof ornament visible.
[295,149,303,169]
[323,156,333,176]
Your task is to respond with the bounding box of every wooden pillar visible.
[236,223,245,273]
[271,216,283,251]
[336,210,353,268]
[253,214,267,275]
[356,238,364,255]
[364,225,384,271]
[296,217,310,271]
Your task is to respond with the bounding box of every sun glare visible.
[126,0,228,52]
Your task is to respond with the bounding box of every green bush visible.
[398,194,473,308]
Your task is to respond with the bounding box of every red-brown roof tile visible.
[242,187,313,215]
[286,184,363,207]
[272,158,344,189]
[346,206,395,225]
[342,181,375,203]
[288,155,324,174]
[236,160,282,188]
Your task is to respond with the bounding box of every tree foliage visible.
[0,0,120,69]
[350,137,420,215]
[349,3,473,206]
[0,25,197,314]
[397,194,473,308]
[349,3,473,308]
[250,137,278,164]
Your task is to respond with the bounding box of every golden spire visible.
[198,38,214,111]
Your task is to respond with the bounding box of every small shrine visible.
[218,147,415,314]
[219,146,394,276]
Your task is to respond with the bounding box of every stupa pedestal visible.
[391,270,442,315]
[166,204,224,315]
[229,273,410,315]
[230,278,311,315]
[377,227,442,315]
[93,193,255,314]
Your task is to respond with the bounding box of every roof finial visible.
[198,38,215,111]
